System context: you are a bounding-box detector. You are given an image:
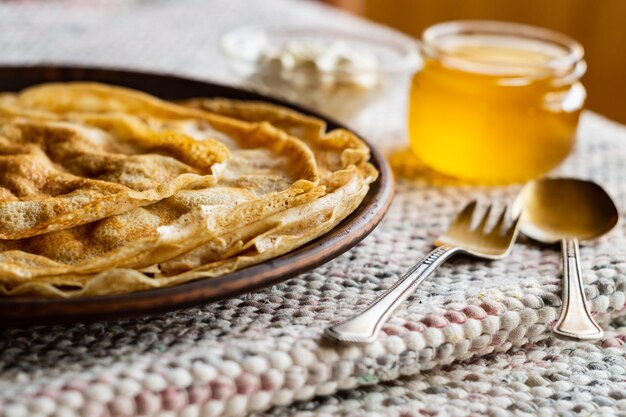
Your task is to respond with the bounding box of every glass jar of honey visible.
[409,21,586,184]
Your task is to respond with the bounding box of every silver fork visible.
[325,201,521,344]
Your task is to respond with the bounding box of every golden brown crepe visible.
[0,83,377,297]
[0,117,228,239]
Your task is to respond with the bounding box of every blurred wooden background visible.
[326,0,626,124]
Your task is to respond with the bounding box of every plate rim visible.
[0,65,394,326]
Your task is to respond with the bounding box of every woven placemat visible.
[252,317,626,417]
[0,1,625,416]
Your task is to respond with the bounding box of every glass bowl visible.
[220,25,421,122]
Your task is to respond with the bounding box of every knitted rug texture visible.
[0,1,625,417]
[252,317,626,417]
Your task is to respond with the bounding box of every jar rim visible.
[422,20,584,76]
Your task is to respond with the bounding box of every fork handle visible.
[325,244,460,344]
[554,238,604,340]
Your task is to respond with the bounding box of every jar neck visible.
[421,21,586,85]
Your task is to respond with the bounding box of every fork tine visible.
[438,201,518,257]
[489,206,508,236]
[452,200,478,228]
[476,204,492,232]
[502,209,521,239]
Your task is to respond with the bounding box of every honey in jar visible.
[409,21,587,184]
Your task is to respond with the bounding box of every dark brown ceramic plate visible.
[0,65,393,326]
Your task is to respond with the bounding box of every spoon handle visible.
[554,238,604,340]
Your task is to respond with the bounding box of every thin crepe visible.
[0,87,377,297]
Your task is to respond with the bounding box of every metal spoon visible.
[513,178,619,340]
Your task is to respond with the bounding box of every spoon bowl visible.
[514,178,619,340]
[515,178,618,243]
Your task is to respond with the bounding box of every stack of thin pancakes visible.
[0,83,377,297]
